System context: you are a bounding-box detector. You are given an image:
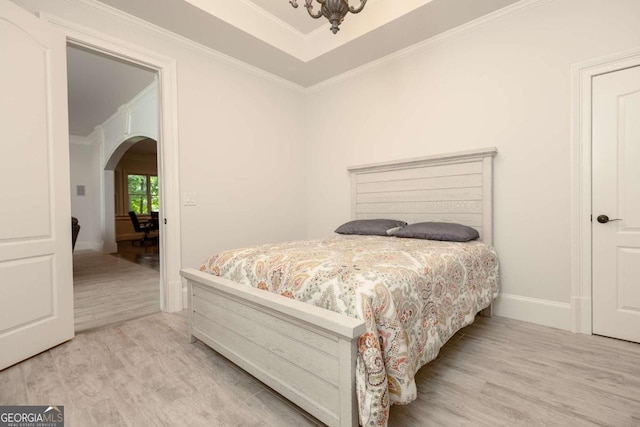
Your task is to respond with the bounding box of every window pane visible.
[128,175,148,214]
[129,196,148,214]
[150,176,159,212]
[128,175,147,194]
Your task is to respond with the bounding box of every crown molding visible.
[63,0,306,93]
[235,0,306,38]
[183,0,306,58]
[306,0,553,93]
[43,0,550,93]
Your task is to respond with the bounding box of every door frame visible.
[41,12,184,312]
[570,47,640,334]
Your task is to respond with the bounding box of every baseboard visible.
[74,241,103,252]
[571,296,592,334]
[492,293,571,331]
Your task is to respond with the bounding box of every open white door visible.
[592,65,640,343]
[0,2,74,369]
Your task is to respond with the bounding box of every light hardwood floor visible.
[73,250,160,332]
[1,313,639,426]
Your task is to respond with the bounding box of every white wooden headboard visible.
[347,147,498,246]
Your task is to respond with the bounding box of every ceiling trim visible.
[307,0,553,93]
[301,0,437,61]
[235,0,307,37]
[183,0,306,58]
[183,0,442,62]
[64,0,306,92]
[51,0,550,94]
[87,80,158,140]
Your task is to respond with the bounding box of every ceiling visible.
[67,44,156,136]
[66,0,522,135]
[96,0,522,88]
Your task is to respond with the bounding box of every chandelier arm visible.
[305,0,324,19]
[348,0,367,14]
[305,7,324,19]
[290,0,368,33]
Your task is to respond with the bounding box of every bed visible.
[180,147,498,426]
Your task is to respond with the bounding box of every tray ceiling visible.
[95,0,521,87]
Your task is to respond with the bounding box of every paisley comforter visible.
[200,235,499,426]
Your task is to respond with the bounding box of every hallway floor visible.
[73,248,160,332]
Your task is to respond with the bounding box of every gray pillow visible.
[335,219,407,236]
[393,222,479,242]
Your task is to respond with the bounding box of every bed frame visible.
[180,147,497,427]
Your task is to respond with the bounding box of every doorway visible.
[591,65,640,343]
[67,44,162,331]
[571,49,640,339]
[0,1,181,371]
[113,138,160,269]
[44,12,183,312]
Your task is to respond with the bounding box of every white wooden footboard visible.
[180,268,366,427]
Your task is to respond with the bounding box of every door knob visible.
[597,215,622,224]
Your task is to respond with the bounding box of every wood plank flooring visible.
[1,313,638,426]
[73,250,160,332]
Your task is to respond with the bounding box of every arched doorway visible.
[103,136,159,255]
[111,137,159,265]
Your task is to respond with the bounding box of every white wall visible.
[305,0,640,330]
[16,0,640,330]
[14,0,308,269]
[69,135,102,251]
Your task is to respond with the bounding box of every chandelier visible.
[290,0,367,34]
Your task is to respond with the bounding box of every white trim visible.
[492,293,571,331]
[570,46,640,334]
[235,0,307,38]
[86,81,158,147]
[42,12,184,313]
[306,0,552,93]
[50,0,555,93]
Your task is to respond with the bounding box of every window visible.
[128,174,158,214]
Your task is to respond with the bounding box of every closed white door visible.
[0,2,74,369]
[592,65,640,343]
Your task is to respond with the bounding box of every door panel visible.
[0,1,74,369]
[617,248,640,313]
[0,257,53,331]
[592,65,640,343]
[620,90,640,231]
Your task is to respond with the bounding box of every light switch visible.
[77,185,85,196]
[184,192,197,206]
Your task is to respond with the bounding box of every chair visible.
[150,211,159,229]
[128,211,158,245]
[71,217,80,251]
